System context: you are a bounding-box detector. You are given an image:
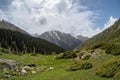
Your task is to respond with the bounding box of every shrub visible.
[80,61,93,69]
[79,52,84,59]
[82,54,91,60]
[0,69,4,78]
[56,51,77,59]
[91,43,104,49]
[96,59,120,78]
[105,43,120,55]
[1,48,9,53]
[66,61,92,71]
[113,72,120,80]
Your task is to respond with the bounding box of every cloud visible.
[103,16,117,29]
[39,17,48,25]
[0,0,104,37]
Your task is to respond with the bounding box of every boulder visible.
[21,69,27,75]
[23,66,31,70]
[31,71,37,74]
[49,67,54,70]
[0,59,19,70]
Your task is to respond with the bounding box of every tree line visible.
[0,29,65,54]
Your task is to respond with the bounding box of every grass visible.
[0,49,119,80]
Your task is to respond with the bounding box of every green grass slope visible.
[1,49,119,80]
[77,19,120,50]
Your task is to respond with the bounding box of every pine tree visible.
[2,41,9,49]
[23,44,26,54]
[11,41,17,53]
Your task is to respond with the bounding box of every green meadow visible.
[0,49,117,80]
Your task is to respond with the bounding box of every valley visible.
[0,19,120,80]
[0,1,120,79]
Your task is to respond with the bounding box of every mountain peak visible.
[0,20,28,34]
[38,30,88,50]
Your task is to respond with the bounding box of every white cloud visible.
[12,0,24,8]
[0,10,7,20]
[103,16,117,30]
[0,0,103,37]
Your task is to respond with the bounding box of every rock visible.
[5,75,11,78]
[21,69,27,75]
[49,67,54,70]
[15,68,19,72]
[3,68,9,74]
[0,59,19,70]
[46,67,54,71]
[23,66,31,70]
[31,71,37,74]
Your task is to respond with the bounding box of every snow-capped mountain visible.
[38,30,88,50]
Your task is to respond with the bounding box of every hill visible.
[77,19,120,50]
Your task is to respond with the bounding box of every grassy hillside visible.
[77,19,120,50]
[1,48,119,80]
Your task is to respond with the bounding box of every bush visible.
[113,72,120,80]
[105,43,120,55]
[56,51,77,59]
[91,43,104,49]
[79,52,84,59]
[82,54,91,60]
[0,69,4,78]
[66,61,92,71]
[1,48,9,53]
[96,59,120,78]
[80,61,93,69]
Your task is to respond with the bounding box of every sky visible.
[0,0,120,37]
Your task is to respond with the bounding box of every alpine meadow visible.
[0,0,120,80]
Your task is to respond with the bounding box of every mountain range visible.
[36,30,88,50]
[0,19,88,51]
[0,20,64,54]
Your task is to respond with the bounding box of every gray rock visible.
[0,59,19,70]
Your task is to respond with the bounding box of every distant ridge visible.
[77,19,120,50]
[37,30,88,50]
[0,19,27,34]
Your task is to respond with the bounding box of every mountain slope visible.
[77,19,120,50]
[0,20,27,34]
[0,21,65,54]
[39,30,86,50]
[76,35,89,42]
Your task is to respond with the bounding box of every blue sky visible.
[0,0,119,37]
[97,0,120,27]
